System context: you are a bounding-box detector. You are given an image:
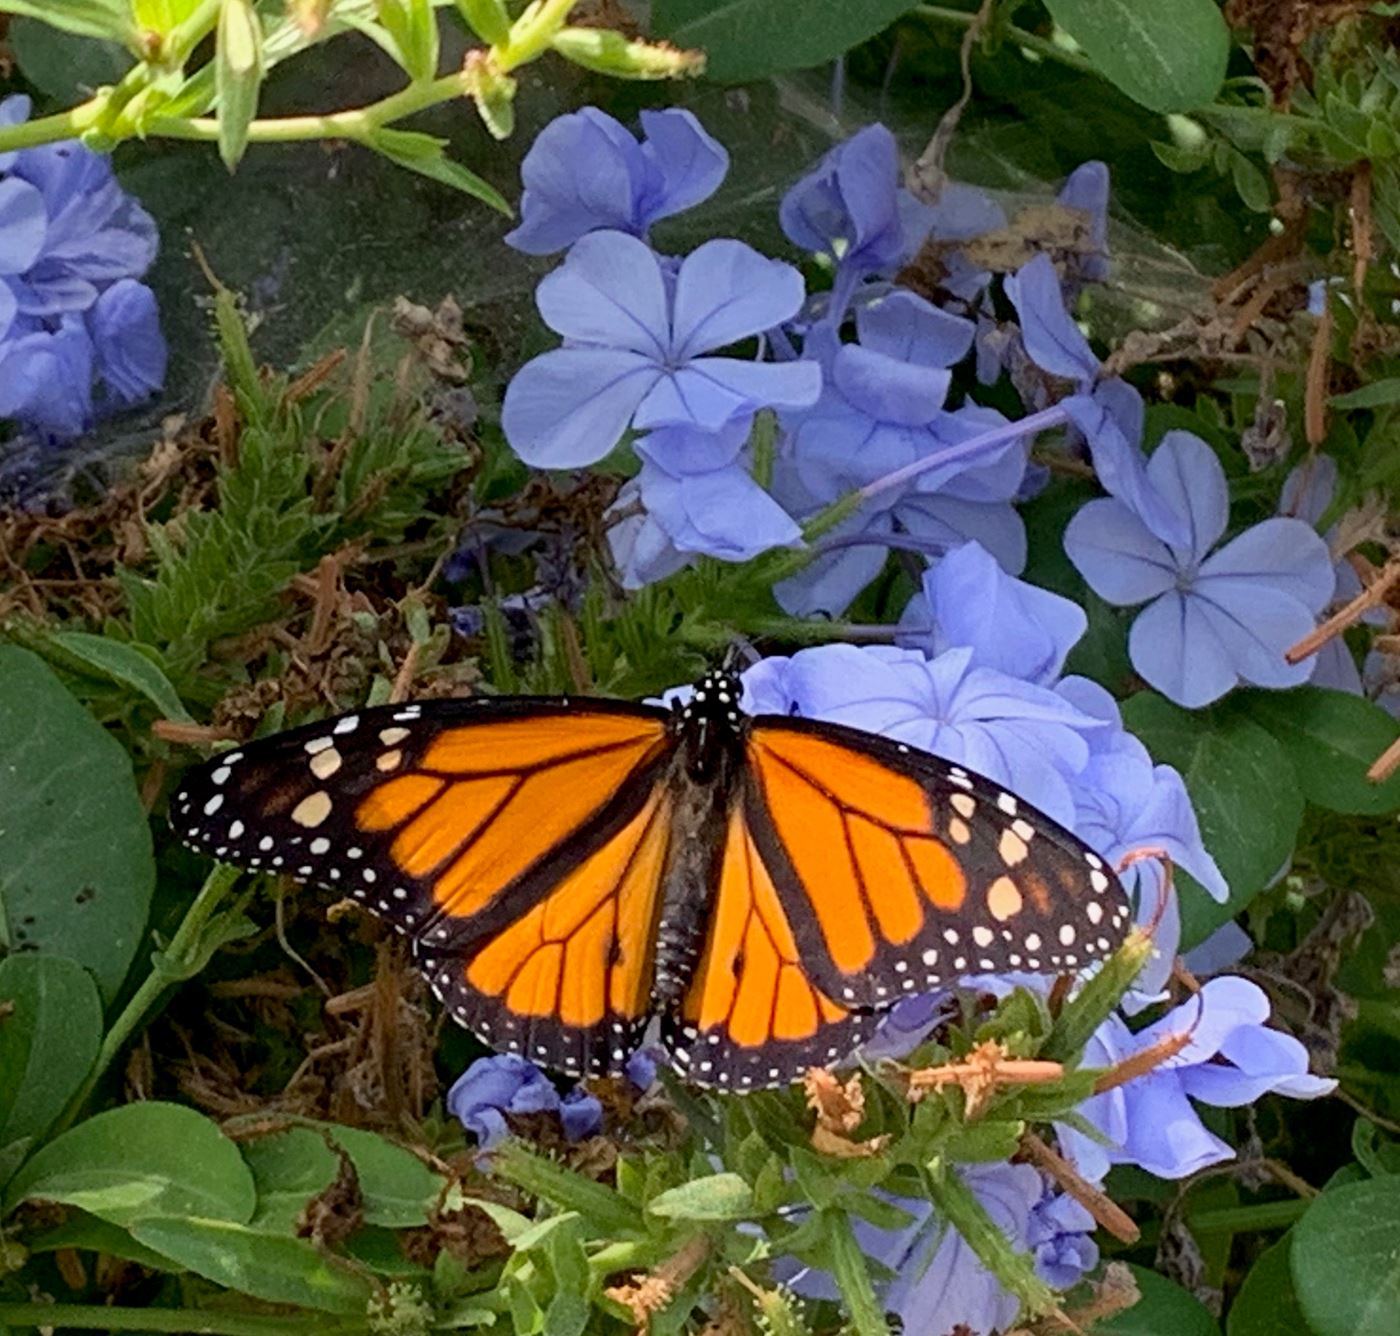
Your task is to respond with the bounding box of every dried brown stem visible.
[1286,558,1400,664]
[1020,1131,1141,1244]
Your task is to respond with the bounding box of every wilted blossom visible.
[502,230,820,468]
[1027,1186,1099,1289]
[505,107,728,255]
[1066,430,1335,708]
[1059,977,1336,1181]
[447,1054,602,1149]
[0,94,166,441]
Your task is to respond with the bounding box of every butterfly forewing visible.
[170,698,676,1072]
[740,718,1133,1010]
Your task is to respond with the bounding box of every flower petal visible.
[535,230,669,355]
[639,460,800,561]
[671,239,807,358]
[856,288,975,368]
[1184,580,1321,691]
[1064,497,1177,605]
[897,495,1028,574]
[832,343,950,425]
[639,356,819,432]
[1198,517,1335,611]
[502,347,657,467]
[1146,430,1229,564]
[1127,590,1241,708]
[637,108,729,221]
[1004,253,1098,384]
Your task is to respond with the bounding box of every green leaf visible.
[1228,1236,1313,1336]
[648,1173,754,1221]
[27,1209,186,1272]
[129,1216,376,1314]
[242,1128,340,1233]
[366,128,511,213]
[1241,688,1400,816]
[1291,1177,1400,1336]
[1120,693,1304,949]
[9,17,132,102]
[0,647,156,1004]
[37,631,193,723]
[216,0,264,170]
[131,0,202,32]
[1041,0,1229,113]
[1331,378,1400,409]
[823,1209,888,1336]
[318,1123,444,1227]
[3,1102,257,1227]
[651,0,921,83]
[1098,1265,1221,1334]
[0,0,132,42]
[0,955,102,1162]
[377,0,440,82]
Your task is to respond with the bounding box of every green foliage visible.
[0,646,155,1003]
[1290,1175,1400,1336]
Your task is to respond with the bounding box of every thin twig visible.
[1020,1131,1141,1244]
[1286,558,1400,664]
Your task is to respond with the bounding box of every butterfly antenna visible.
[721,638,760,671]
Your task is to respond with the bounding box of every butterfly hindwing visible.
[663,801,874,1091]
[741,718,1132,1010]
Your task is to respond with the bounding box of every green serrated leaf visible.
[648,1173,754,1221]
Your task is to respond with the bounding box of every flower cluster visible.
[499,109,1341,713]
[0,95,167,442]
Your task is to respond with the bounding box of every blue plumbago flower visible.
[447,1053,603,1149]
[1056,675,1227,1004]
[1060,977,1335,1181]
[1,100,166,440]
[1065,430,1335,708]
[740,643,1104,826]
[606,479,692,589]
[1055,160,1110,288]
[1027,1186,1099,1290]
[505,107,728,256]
[780,124,930,292]
[502,230,820,467]
[898,540,1086,685]
[1004,255,1188,547]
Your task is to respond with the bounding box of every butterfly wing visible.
[170,698,676,1075]
[662,800,874,1091]
[741,718,1132,1010]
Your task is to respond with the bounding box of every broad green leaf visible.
[216,0,264,169]
[648,1173,754,1221]
[27,1208,185,1272]
[1098,1265,1221,1334]
[1120,693,1304,949]
[130,1216,375,1313]
[318,1123,444,1227]
[9,17,132,102]
[651,0,921,83]
[0,647,155,1004]
[3,1102,257,1226]
[1291,1177,1400,1336]
[1241,688,1400,815]
[1042,0,1228,113]
[0,955,102,1160]
[1331,378,1400,409]
[242,1127,340,1233]
[1228,1236,1312,1336]
[0,0,132,42]
[38,631,193,723]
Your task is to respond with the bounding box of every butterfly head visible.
[676,667,747,781]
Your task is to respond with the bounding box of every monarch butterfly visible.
[170,667,1131,1091]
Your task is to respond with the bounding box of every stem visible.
[54,864,242,1134]
[147,71,469,146]
[0,1305,349,1335]
[0,99,108,153]
[916,5,1097,76]
[860,403,1068,504]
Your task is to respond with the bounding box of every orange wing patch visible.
[670,806,867,1090]
[465,793,670,1029]
[746,730,967,981]
[351,715,669,922]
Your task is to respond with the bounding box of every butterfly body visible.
[171,669,1132,1090]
